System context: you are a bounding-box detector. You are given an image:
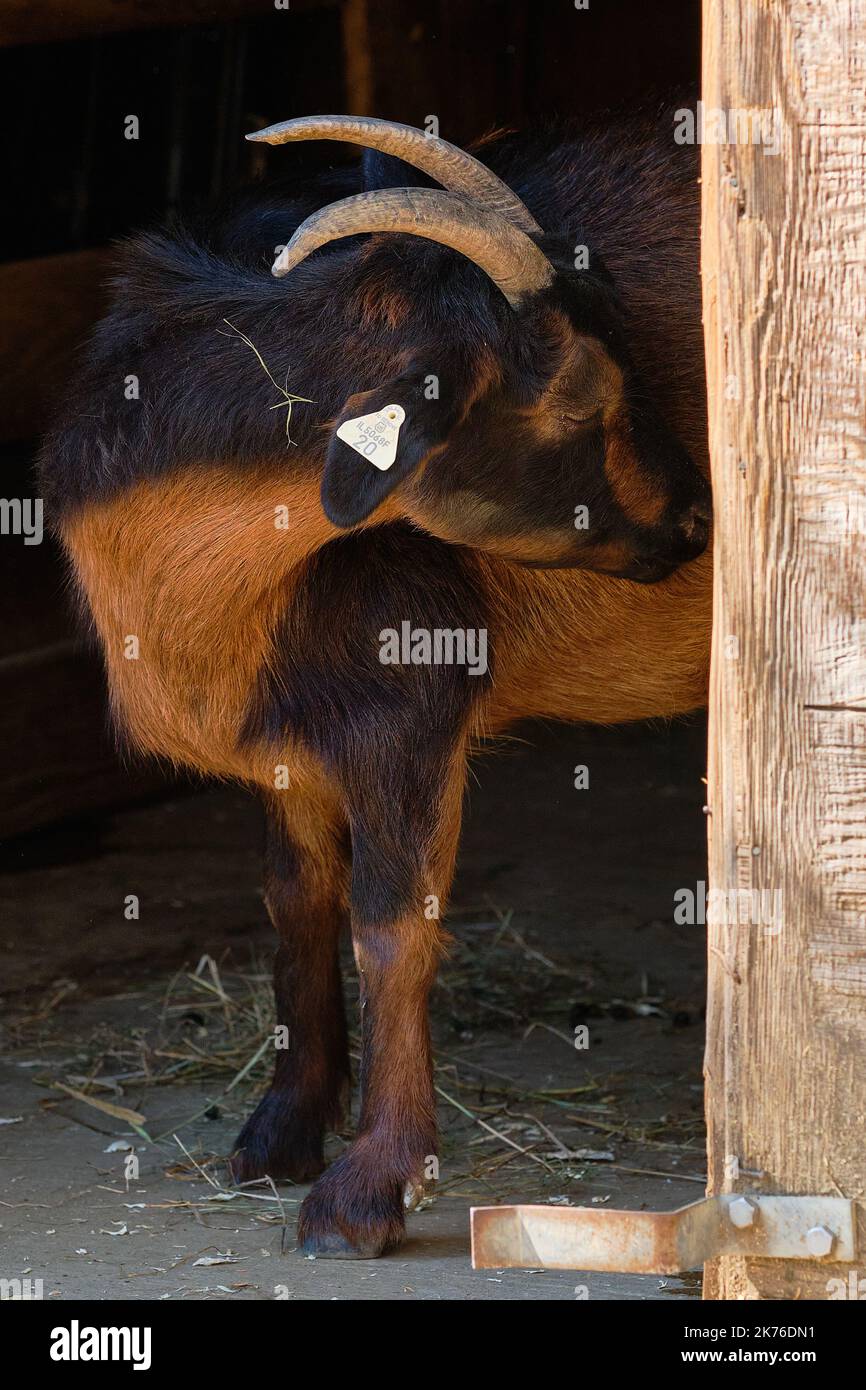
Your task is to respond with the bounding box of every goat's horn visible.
[246,114,542,236]
[270,188,554,309]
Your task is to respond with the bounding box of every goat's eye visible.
[560,405,603,427]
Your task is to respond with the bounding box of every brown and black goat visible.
[40,111,712,1258]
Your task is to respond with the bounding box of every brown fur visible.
[50,109,714,1257]
[62,466,710,780]
[296,751,465,1257]
[604,416,669,527]
[63,468,401,782]
[59,460,710,1257]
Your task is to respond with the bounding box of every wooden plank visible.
[0,0,332,48]
[340,0,374,115]
[0,642,173,838]
[701,0,866,1298]
[0,249,111,442]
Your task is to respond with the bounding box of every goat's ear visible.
[322,373,454,527]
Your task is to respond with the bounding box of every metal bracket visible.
[470,1195,856,1274]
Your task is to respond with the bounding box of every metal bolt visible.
[729,1197,758,1229]
[805,1225,835,1258]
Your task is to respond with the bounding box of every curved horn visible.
[246,114,543,236]
[270,187,554,309]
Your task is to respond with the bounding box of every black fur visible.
[231,802,350,1185]
[37,102,703,522]
[241,523,490,926]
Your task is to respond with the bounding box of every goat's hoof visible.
[230,1094,325,1184]
[299,1230,388,1260]
[296,1157,405,1260]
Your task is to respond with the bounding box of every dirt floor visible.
[1,717,710,1301]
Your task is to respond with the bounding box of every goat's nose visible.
[675,503,711,559]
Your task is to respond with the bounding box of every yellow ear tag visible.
[336,404,406,471]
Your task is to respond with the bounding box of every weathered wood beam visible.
[702,0,866,1299]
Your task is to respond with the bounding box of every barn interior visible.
[0,0,709,1301]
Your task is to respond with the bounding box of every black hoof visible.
[296,1154,406,1260]
[299,1230,388,1260]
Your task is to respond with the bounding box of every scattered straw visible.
[12,902,706,1206]
[51,1083,149,1139]
[218,319,312,445]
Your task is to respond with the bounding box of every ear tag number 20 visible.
[336,404,406,471]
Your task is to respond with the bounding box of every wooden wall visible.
[702,0,866,1299]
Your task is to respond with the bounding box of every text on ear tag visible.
[336,404,405,471]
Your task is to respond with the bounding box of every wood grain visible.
[702,0,866,1298]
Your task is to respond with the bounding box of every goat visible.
[39,108,712,1259]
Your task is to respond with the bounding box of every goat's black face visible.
[323,268,711,580]
[244,114,709,580]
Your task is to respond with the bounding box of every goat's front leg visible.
[232,787,350,1184]
[297,746,465,1258]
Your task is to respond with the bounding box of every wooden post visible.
[702,0,866,1298]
